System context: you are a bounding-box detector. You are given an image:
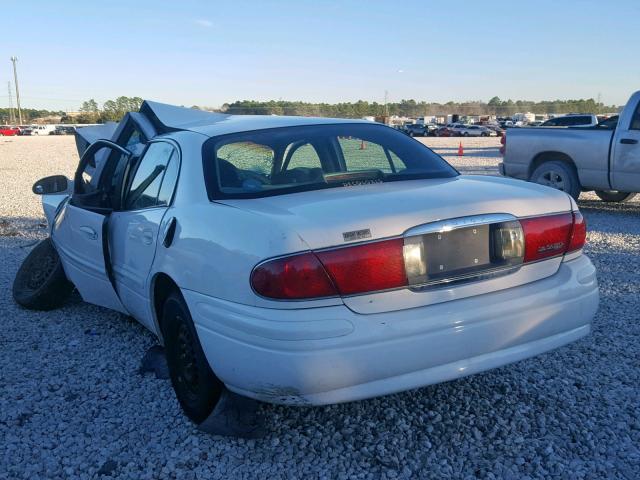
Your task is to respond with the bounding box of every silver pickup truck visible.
[499,90,640,202]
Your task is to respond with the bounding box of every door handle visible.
[141,229,154,245]
[79,226,97,240]
[620,138,638,145]
[162,217,177,248]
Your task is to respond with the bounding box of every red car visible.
[0,126,20,136]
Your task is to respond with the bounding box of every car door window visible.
[157,151,179,206]
[338,136,405,173]
[125,142,176,210]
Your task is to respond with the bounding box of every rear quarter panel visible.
[152,202,343,309]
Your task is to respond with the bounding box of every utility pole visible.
[10,56,23,124]
[7,81,15,124]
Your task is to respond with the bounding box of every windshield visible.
[203,123,457,199]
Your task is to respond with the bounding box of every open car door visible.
[52,140,133,314]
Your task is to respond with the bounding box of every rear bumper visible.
[185,255,598,405]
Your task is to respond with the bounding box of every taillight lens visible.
[316,239,406,295]
[568,211,586,252]
[521,213,573,262]
[499,133,506,155]
[251,252,337,299]
[251,211,586,300]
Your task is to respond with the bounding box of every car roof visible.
[143,100,371,138]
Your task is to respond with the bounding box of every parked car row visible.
[398,123,504,138]
[0,125,76,136]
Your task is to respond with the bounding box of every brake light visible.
[521,213,573,262]
[251,252,337,299]
[316,239,406,295]
[568,211,587,252]
[252,211,586,300]
[499,133,506,155]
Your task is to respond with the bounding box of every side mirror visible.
[32,175,69,195]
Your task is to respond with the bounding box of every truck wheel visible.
[13,238,74,310]
[594,190,637,203]
[162,291,224,424]
[530,161,581,200]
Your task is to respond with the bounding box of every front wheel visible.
[13,237,74,310]
[530,160,581,200]
[162,291,223,423]
[594,190,637,203]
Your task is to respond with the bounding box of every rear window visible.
[547,116,592,126]
[203,123,457,199]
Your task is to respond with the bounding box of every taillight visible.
[568,211,586,252]
[251,252,337,299]
[499,133,506,155]
[252,211,586,300]
[521,213,573,262]
[316,239,406,295]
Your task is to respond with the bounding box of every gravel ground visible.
[1,135,639,479]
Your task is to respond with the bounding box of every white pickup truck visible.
[499,91,640,202]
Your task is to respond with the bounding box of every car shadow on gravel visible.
[578,199,640,215]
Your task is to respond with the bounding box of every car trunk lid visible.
[223,175,574,313]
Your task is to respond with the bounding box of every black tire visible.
[530,160,581,200]
[408,131,414,137]
[13,238,74,310]
[162,291,223,423]
[594,190,637,203]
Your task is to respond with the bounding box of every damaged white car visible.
[14,101,599,424]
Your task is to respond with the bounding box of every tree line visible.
[221,97,619,118]
[0,108,65,124]
[1,95,620,125]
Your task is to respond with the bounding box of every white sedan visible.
[13,101,598,424]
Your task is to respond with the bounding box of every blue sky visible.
[2,0,639,110]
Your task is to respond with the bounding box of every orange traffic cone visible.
[360,140,366,150]
[458,142,464,156]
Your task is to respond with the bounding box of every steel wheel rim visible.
[176,319,199,393]
[540,170,566,191]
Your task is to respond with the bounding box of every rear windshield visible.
[203,123,457,199]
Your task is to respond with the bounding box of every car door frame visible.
[52,140,134,314]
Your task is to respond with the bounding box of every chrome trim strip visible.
[403,213,517,237]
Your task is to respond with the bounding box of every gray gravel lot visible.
[1,136,639,479]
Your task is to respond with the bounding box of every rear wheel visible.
[594,190,637,203]
[13,238,74,310]
[530,160,581,200]
[162,291,223,423]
